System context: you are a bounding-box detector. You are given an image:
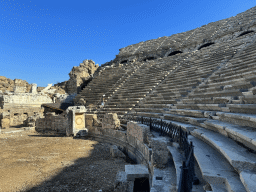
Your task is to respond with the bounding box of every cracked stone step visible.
[188,135,247,192]
[203,119,256,151]
[191,128,256,191]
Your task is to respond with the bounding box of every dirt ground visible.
[0,129,131,192]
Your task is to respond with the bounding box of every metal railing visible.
[123,115,195,192]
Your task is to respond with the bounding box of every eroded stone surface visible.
[65,60,99,94]
[102,113,121,130]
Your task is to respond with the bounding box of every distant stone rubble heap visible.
[0,76,66,95]
[0,77,32,93]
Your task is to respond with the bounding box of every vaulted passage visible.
[121,60,128,64]
[238,30,254,37]
[198,42,215,50]
[168,51,182,57]
[143,57,155,61]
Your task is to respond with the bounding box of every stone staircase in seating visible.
[126,35,256,191]
[74,62,144,110]
[130,38,242,119]
[95,56,182,118]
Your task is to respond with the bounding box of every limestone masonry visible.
[3,6,256,192]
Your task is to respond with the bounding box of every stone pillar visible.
[30,83,37,94]
[66,106,87,136]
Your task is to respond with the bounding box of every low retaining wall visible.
[89,123,153,165]
[88,117,173,191]
[36,112,68,133]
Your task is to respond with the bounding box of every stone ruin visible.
[55,59,99,94]
[0,59,99,129]
[3,6,256,192]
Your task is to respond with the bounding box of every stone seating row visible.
[121,37,256,191]
[180,38,256,114]
[124,115,254,191]
[74,62,144,106]
[96,56,183,117]
[132,41,238,117]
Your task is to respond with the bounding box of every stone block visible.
[125,164,149,181]
[110,145,126,158]
[127,121,150,144]
[102,113,120,130]
[14,85,26,93]
[151,137,169,168]
[114,171,134,192]
[1,118,10,128]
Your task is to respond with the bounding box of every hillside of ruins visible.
[1,5,256,192]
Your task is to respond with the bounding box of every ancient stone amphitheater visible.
[72,6,256,192]
[2,6,256,192]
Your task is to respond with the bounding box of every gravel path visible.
[0,130,130,192]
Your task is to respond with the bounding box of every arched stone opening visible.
[238,30,254,37]
[168,51,183,57]
[120,60,128,64]
[143,57,155,62]
[198,42,215,50]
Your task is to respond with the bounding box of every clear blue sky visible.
[0,0,255,87]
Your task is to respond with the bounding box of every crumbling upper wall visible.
[113,6,256,64]
[1,93,53,108]
[56,60,99,94]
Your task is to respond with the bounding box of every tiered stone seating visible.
[74,62,143,108]
[76,6,256,191]
[124,35,256,191]
[177,38,256,114]
[132,40,239,119]
[161,38,256,191]
[96,57,180,117]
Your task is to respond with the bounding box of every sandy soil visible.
[0,130,130,192]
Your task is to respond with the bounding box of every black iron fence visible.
[123,115,195,192]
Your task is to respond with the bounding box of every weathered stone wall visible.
[1,93,52,107]
[35,112,68,133]
[111,6,256,64]
[0,106,44,128]
[65,60,99,94]
[0,90,53,128]
[87,119,174,191]
[102,113,120,130]
[89,117,171,169]
[127,121,150,144]
[85,114,101,132]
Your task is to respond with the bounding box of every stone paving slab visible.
[125,164,149,181]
